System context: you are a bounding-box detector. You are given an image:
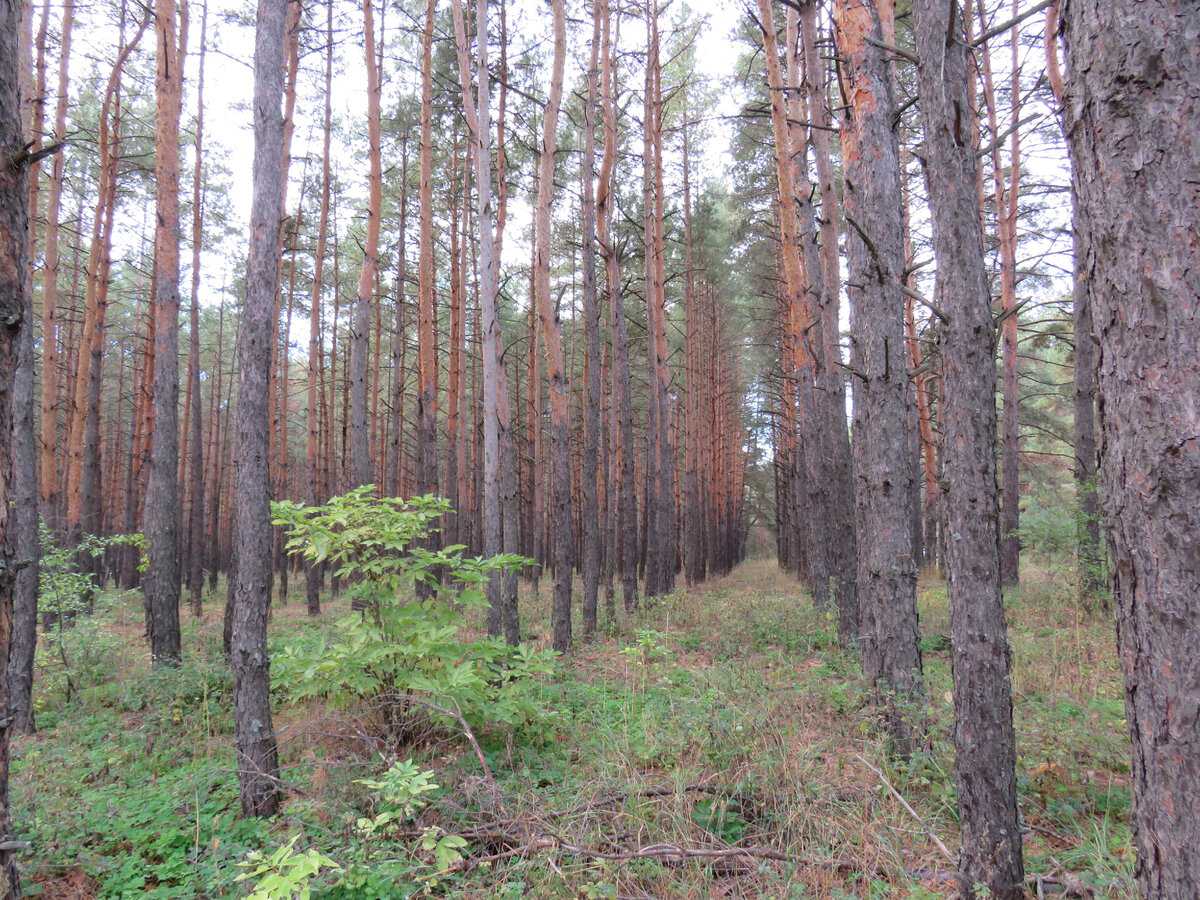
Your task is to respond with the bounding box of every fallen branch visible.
[855,754,956,864]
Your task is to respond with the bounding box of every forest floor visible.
[14,559,1134,899]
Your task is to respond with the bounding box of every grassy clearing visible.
[14,559,1133,898]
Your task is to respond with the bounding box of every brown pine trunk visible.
[0,0,32,879]
[642,0,674,600]
[681,105,702,588]
[185,0,208,615]
[350,0,381,490]
[63,17,144,560]
[977,3,1021,588]
[579,0,601,632]
[145,0,186,664]
[800,0,857,644]
[1062,3,1200,894]
[416,0,438,508]
[915,2,1024,894]
[231,0,287,818]
[8,0,42,738]
[452,0,519,642]
[596,0,635,612]
[38,0,73,531]
[1043,3,1104,604]
[305,0,334,617]
[833,0,923,753]
[535,0,570,651]
[760,0,828,608]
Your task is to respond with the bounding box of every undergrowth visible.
[13,558,1134,899]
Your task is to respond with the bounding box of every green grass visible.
[12,559,1135,899]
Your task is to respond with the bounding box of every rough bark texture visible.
[0,0,29,885]
[146,0,184,664]
[1044,5,1104,605]
[914,2,1024,895]
[230,0,286,818]
[1062,3,1200,895]
[833,0,923,753]
[1071,239,1103,602]
[801,0,858,647]
[8,176,37,735]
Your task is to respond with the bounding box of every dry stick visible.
[855,754,956,864]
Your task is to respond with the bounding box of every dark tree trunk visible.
[833,0,923,754]
[415,0,438,509]
[8,214,38,735]
[801,0,857,646]
[535,0,570,653]
[0,0,30,883]
[914,1,1024,895]
[1071,240,1103,603]
[186,0,208,616]
[1062,3,1200,895]
[230,0,286,818]
[579,3,601,633]
[306,0,333,618]
[146,0,185,664]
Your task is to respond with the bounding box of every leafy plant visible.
[270,489,557,737]
[36,522,146,705]
[237,836,340,900]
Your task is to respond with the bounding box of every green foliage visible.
[237,836,340,900]
[38,521,146,621]
[35,523,147,707]
[355,760,438,835]
[270,488,557,735]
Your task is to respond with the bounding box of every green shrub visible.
[270,488,557,737]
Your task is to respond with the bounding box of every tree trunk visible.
[349,0,381,490]
[1062,3,1200,895]
[832,0,923,754]
[1044,3,1104,605]
[914,1,1024,895]
[416,0,438,510]
[800,0,858,642]
[596,0,636,613]
[0,0,31,882]
[977,5,1022,588]
[305,0,334,617]
[185,0,208,615]
[145,0,186,664]
[579,2,601,633]
[38,0,73,532]
[230,0,287,818]
[452,0,520,642]
[535,0,570,651]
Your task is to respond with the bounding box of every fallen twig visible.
[855,754,956,864]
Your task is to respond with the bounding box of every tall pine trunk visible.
[1062,3,1200,894]
[230,0,287,818]
[535,0,570,651]
[146,0,186,664]
[833,0,923,753]
[914,1,1024,894]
